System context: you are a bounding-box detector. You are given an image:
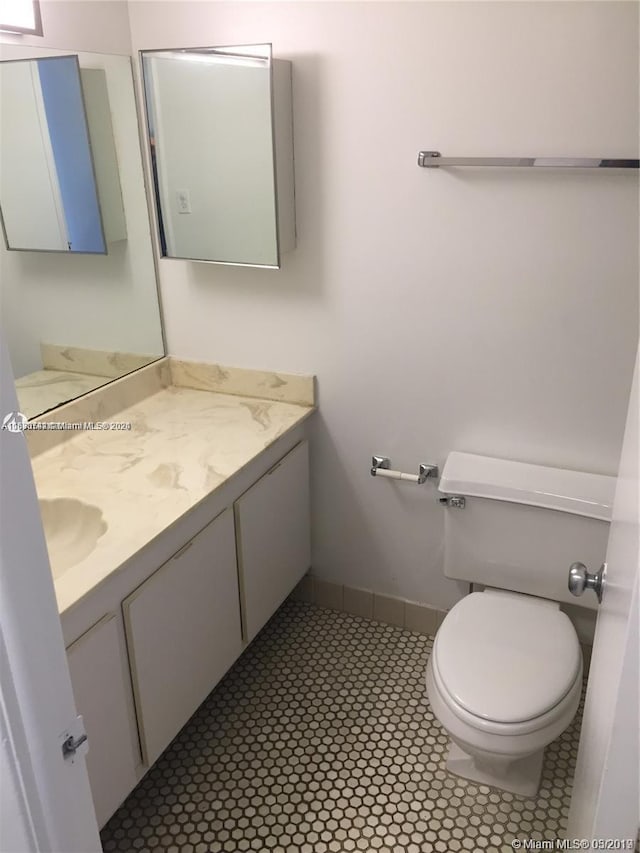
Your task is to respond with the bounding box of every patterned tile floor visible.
[101,600,584,853]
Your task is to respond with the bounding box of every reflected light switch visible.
[176,189,192,214]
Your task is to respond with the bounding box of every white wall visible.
[3,1,636,607]
[128,1,639,610]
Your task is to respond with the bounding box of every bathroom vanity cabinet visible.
[63,439,310,828]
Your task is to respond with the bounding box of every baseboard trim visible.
[290,574,594,670]
[290,574,446,637]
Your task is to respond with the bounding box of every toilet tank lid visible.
[438,452,615,521]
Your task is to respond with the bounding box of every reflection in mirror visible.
[0,46,165,419]
[0,56,107,254]
[141,44,295,268]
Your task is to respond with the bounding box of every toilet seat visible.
[433,591,582,727]
[430,643,583,738]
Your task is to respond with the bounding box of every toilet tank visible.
[438,452,616,611]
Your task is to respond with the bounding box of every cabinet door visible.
[235,440,310,643]
[66,613,140,828]
[123,508,242,766]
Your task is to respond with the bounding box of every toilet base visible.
[446,741,544,798]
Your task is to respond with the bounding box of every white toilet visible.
[426,451,615,798]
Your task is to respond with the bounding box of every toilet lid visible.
[434,592,582,724]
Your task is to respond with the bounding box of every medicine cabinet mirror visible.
[141,44,295,268]
[0,45,165,419]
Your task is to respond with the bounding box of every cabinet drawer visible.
[234,440,310,643]
[123,508,242,766]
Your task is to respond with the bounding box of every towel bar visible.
[418,151,639,169]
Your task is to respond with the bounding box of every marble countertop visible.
[32,385,314,615]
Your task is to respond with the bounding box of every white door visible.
[566,346,639,847]
[0,336,101,853]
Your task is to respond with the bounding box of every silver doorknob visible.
[568,562,606,603]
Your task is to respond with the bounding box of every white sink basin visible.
[39,498,107,579]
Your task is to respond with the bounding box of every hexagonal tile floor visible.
[101,600,584,853]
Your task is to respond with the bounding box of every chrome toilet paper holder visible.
[371,456,438,485]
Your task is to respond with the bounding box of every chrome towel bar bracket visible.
[418,151,640,169]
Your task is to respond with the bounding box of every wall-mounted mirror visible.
[0,45,165,419]
[141,44,295,268]
[0,55,107,254]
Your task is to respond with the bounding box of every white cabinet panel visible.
[235,441,310,643]
[123,508,242,767]
[66,613,139,829]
